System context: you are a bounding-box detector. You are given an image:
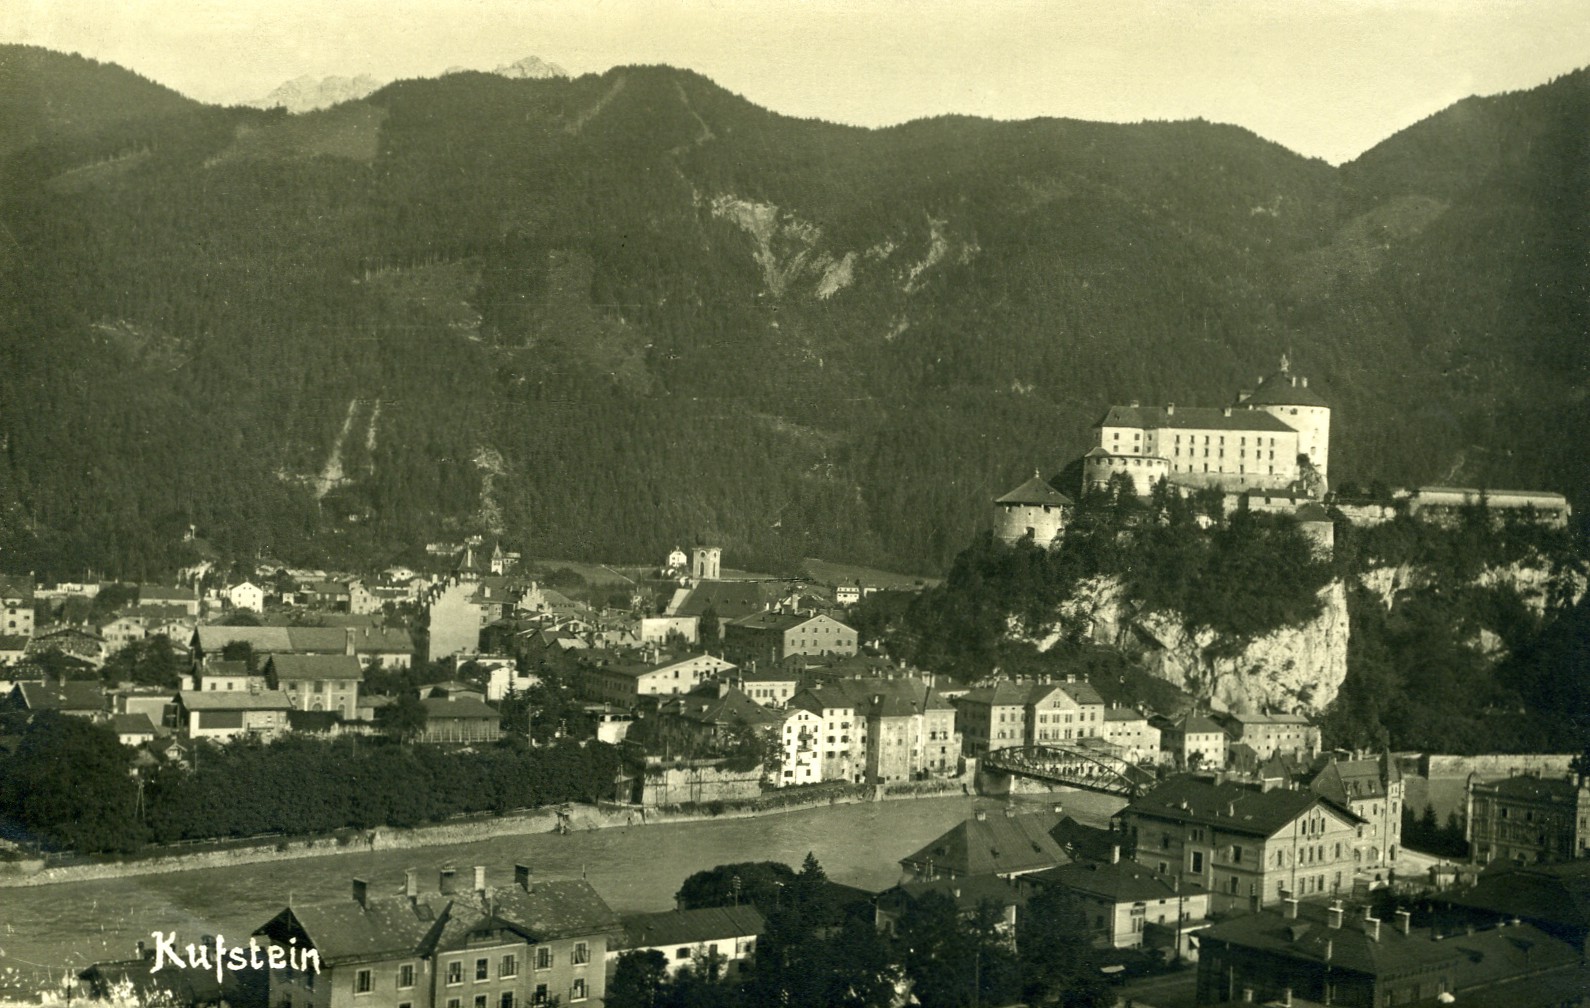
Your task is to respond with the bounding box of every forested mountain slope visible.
[0,50,1585,578]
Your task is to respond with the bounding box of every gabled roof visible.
[671,581,786,619]
[901,809,1068,877]
[1445,860,1590,932]
[140,585,198,602]
[0,574,35,600]
[14,680,105,712]
[1237,369,1330,409]
[420,696,499,720]
[1030,858,1188,904]
[879,873,1026,915]
[1310,757,1395,805]
[620,905,765,950]
[1470,774,1583,803]
[1121,776,1363,838]
[658,685,778,729]
[178,689,292,711]
[995,475,1074,507]
[1028,679,1105,707]
[267,653,365,681]
[957,681,1032,708]
[1095,405,1297,433]
[111,713,158,735]
[728,610,852,633]
[1199,900,1574,986]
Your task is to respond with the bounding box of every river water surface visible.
[0,790,1124,995]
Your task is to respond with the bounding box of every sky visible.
[4,0,1589,164]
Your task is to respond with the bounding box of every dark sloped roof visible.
[958,681,1032,707]
[179,689,292,711]
[1445,860,1590,932]
[1122,776,1362,838]
[658,686,778,728]
[1200,900,1574,986]
[1095,405,1297,433]
[420,696,499,720]
[672,581,786,619]
[111,712,158,734]
[620,905,765,950]
[995,475,1074,507]
[879,873,1026,915]
[1470,774,1581,803]
[1048,815,1122,863]
[1030,858,1184,903]
[268,653,365,681]
[1311,758,1392,805]
[1237,370,1330,408]
[15,680,105,711]
[901,810,1068,877]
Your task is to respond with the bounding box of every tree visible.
[219,609,262,626]
[698,606,720,644]
[219,640,259,671]
[377,692,429,742]
[675,861,797,914]
[101,635,184,687]
[0,712,144,853]
[1019,885,1112,1008]
[607,950,669,1008]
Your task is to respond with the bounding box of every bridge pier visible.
[975,764,1014,797]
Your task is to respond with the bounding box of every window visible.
[533,985,548,1006]
[572,942,589,965]
[1231,845,1244,864]
[677,948,691,959]
[500,996,515,1008]
[536,947,552,970]
[500,955,517,978]
[448,962,463,985]
[475,998,487,1008]
[355,970,373,994]
[476,958,489,981]
[399,964,416,989]
[1191,851,1204,873]
[448,1000,462,1008]
[571,979,588,1002]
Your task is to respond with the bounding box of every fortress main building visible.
[995,360,1331,546]
[1083,360,1330,499]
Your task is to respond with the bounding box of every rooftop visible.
[901,809,1068,877]
[1095,404,1298,433]
[1121,776,1362,838]
[620,905,765,950]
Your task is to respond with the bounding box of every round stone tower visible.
[994,472,1074,547]
[1237,360,1331,485]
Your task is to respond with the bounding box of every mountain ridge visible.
[0,48,1584,579]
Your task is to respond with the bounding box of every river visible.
[0,789,1124,996]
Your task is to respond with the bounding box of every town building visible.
[1466,771,1590,865]
[6,679,106,718]
[265,654,363,718]
[254,865,619,1008]
[227,581,265,612]
[139,584,200,617]
[648,683,779,759]
[782,677,960,786]
[1027,852,1210,953]
[1196,898,1583,1008]
[733,666,802,708]
[900,807,1069,881]
[174,689,291,741]
[954,681,1031,757]
[1115,776,1364,913]
[417,694,502,744]
[1310,755,1403,877]
[612,906,765,977]
[579,653,737,707]
[1441,858,1590,953]
[721,611,858,666]
[875,874,1025,942]
[1024,677,1106,746]
[1212,711,1321,761]
[1,574,36,637]
[1152,712,1229,770]
[992,472,1074,547]
[1100,706,1161,764]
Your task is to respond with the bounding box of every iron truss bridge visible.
[981,743,1158,797]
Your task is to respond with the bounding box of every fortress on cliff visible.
[996,358,1570,548]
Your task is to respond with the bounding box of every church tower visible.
[691,546,721,581]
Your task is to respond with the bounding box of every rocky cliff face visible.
[1036,576,1350,716]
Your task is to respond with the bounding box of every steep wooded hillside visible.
[0,51,1584,578]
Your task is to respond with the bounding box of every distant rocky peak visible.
[246,74,382,114]
[491,56,568,79]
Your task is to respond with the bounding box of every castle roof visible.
[1094,405,1297,433]
[1238,369,1330,408]
[995,474,1074,507]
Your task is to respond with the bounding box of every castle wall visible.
[996,503,1066,546]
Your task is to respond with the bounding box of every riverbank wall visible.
[0,778,983,888]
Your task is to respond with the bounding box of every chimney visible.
[1130,399,1140,408]
[1324,939,1333,961]
[975,810,987,821]
[473,865,487,896]
[405,868,419,902]
[1396,909,1412,935]
[1222,406,1233,417]
[1284,897,1299,919]
[344,627,356,656]
[515,864,533,892]
[352,878,369,909]
[1301,377,1309,388]
[1227,801,1236,817]
[1004,807,1016,818]
[1111,845,1121,864]
[1166,403,1175,415]
[1366,915,1381,941]
[439,865,457,895]
[1328,901,1343,929]
[1290,376,1298,387]
[1052,803,1064,814]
